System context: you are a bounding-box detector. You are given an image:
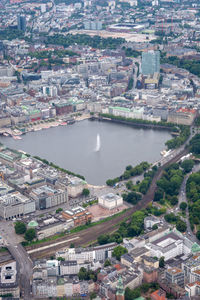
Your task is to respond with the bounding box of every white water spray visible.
[95,133,101,152]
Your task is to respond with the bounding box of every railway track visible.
[27,148,188,259]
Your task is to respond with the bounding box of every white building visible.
[185,281,200,298]
[56,243,117,264]
[146,231,192,261]
[0,191,35,220]
[68,178,87,198]
[144,216,160,229]
[98,193,123,210]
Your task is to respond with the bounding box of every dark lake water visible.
[0,120,171,185]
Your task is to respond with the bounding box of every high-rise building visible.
[17,16,26,32]
[84,21,102,30]
[141,50,160,75]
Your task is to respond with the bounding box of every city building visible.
[151,289,167,300]
[30,185,68,210]
[67,178,87,198]
[0,191,35,220]
[62,206,92,226]
[17,15,26,31]
[165,267,185,288]
[185,281,200,298]
[0,261,20,298]
[56,243,117,263]
[144,216,160,230]
[27,216,74,240]
[98,193,123,210]
[146,231,193,261]
[142,51,160,75]
[84,21,102,30]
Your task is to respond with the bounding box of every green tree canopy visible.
[82,188,90,197]
[180,202,187,211]
[181,159,194,173]
[24,228,36,241]
[15,221,26,235]
[159,256,165,268]
[112,245,128,261]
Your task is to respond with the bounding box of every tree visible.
[104,259,111,267]
[90,292,97,299]
[98,234,110,245]
[56,208,63,213]
[82,188,90,197]
[152,224,158,230]
[180,202,187,211]
[196,230,200,240]
[112,245,128,261]
[15,221,26,234]
[70,243,75,248]
[170,195,178,206]
[181,160,194,173]
[159,256,165,268]
[78,267,88,280]
[176,220,187,233]
[24,228,36,241]
[57,257,65,261]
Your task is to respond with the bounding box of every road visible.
[0,126,194,298]
[27,147,189,260]
[177,163,200,243]
[0,220,33,299]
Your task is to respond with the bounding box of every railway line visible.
[27,148,188,259]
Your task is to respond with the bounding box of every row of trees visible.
[125,282,160,300]
[15,221,36,241]
[164,213,187,232]
[28,49,79,59]
[106,161,150,186]
[100,113,190,150]
[0,28,24,41]
[165,126,190,150]
[100,113,178,128]
[122,46,140,58]
[46,34,125,50]
[155,163,184,206]
[161,54,200,78]
[186,171,200,236]
[146,203,167,217]
[78,267,98,282]
[97,210,147,246]
[189,133,200,155]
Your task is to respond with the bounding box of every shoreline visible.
[0,114,91,139]
[0,114,170,188]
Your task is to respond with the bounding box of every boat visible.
[13,136,22,140]
[67,119,75,125]
[160,149,171,157]
[3,133,9,137]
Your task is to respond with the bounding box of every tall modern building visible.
[17,16,26,32]
[141,50,160,75]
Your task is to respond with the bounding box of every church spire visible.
[116,276,124,300]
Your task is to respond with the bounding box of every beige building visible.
[167,109,196,125]
[98,193,123,210]
[68,178,87,198]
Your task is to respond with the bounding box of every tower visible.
[141,50,160,76]
[116,276,124,300]
[17,16,26,32]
